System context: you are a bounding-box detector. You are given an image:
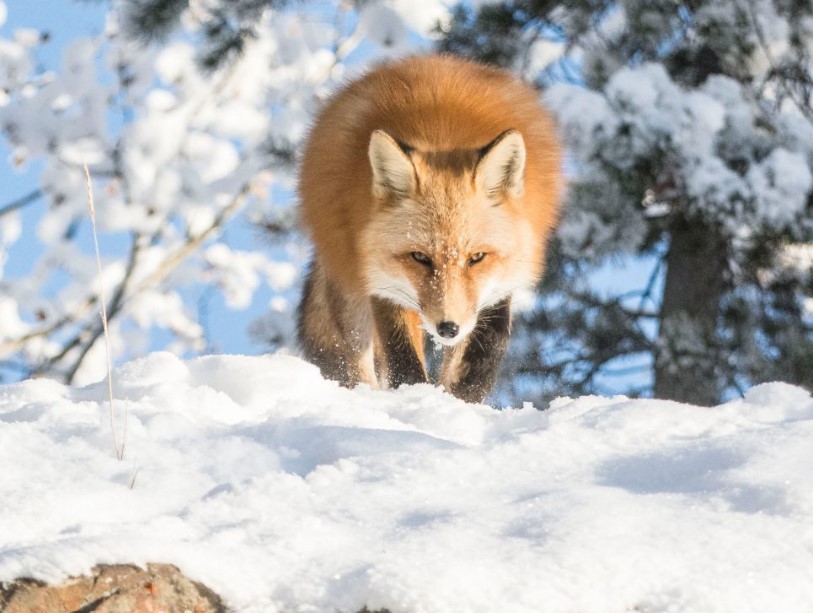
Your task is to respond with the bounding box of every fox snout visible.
[421,310,478,347]
[408,265,486,347]
[437,321,459,339]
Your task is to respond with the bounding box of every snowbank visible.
[1,352,812,612]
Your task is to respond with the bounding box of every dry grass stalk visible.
[83,162,126,461]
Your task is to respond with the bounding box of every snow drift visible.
[1,352,812,612]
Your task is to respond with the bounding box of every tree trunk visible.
[654,217,728,406]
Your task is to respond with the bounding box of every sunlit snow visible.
[1,352,812,612]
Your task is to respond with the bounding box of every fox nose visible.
[437,321,459,339]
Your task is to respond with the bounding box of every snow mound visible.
[1,353,812,612]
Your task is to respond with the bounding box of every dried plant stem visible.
[84,162,125,461]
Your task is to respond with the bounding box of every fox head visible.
[361,129,543,347]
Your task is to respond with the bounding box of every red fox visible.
[297,55,562,402]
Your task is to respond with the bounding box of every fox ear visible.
[475,129,526,198]
[369,130,416,199]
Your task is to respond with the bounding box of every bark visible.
[654,217,728,406]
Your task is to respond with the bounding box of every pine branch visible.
[122,0,189,42]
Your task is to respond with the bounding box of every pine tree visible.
[440,0,813,405]
[122,0,286,69]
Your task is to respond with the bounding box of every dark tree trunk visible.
[654,217,728,406]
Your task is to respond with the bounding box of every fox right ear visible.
[369,130,416,199]
[476,129,526,199]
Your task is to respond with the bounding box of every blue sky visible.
[3,1,106,56]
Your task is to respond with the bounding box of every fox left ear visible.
[369,130,416,199]
[475,129,526,199]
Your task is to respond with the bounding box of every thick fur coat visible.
[297,55,562,402]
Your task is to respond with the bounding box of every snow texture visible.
[2,352,812,612]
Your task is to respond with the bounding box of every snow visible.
[548,55,813,267]
[524,38,565,77]
[747,148,813,228]
[204,244,297,309]
[387,0,450,37]
[2,352,813,612]
[360,4,409,50]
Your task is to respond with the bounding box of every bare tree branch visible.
[0,189,42,218]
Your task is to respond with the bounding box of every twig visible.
[62,232,141,384]
[45,178,250,382]
[84,162,125,461]
[746,0,813,119]
[10,299,97,368]
[0,189,42,218]
[130,181,252,293]
[128,456,140,490]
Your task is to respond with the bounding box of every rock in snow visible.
[1,563,226,612]
[1,352,812,612]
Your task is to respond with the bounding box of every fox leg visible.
[298,261,377,387]
[371,297,427,388]
[440,298,512,403]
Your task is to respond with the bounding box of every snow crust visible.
[1,352,812,611]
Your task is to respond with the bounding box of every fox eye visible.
[468,252,487,266]
[411,251,432,267]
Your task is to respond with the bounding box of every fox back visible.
[297,55,562,402]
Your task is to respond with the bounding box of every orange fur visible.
[297,54,562,400]
[300,54,562,292]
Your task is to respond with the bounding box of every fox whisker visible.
[372,286,421,310]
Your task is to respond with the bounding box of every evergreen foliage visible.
[121,0,287,68]
[122,0,190,43]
